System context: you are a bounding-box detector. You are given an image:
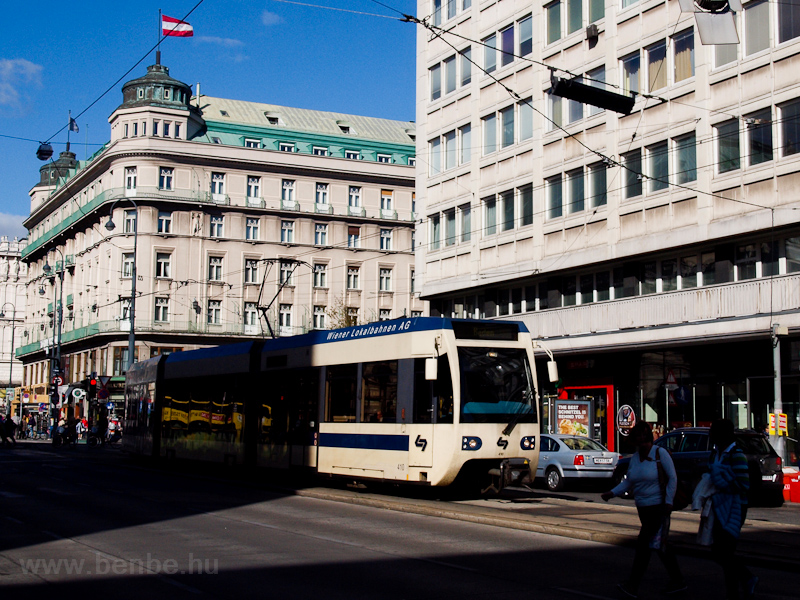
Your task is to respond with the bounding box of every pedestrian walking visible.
[708,418,758,600]
[2,413,17,446]
[601,421,686,599]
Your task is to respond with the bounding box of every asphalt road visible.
[1,443,798,600]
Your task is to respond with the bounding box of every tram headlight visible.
[520,436,536,450]
[462,436,482,451]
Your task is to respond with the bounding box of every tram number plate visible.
[594,458,613,464]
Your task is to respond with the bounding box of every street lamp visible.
[42,251,64,432]
[105,199,138,372]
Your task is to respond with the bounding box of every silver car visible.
[536,434,620,491]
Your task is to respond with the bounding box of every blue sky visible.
[0,0,417,240]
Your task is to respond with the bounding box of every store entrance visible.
[543,385,615,451]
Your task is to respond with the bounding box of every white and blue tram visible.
[123,317,542,488]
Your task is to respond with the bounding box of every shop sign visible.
[617,404,636,436]
[769,413,789,436]
[555,400,590,437]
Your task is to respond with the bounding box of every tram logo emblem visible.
[497,437,508,450]
[415,435,428,451]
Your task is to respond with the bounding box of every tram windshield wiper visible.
[502,407,525,436]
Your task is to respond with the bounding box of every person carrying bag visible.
[601,422,686,599]
[708,419,758,600]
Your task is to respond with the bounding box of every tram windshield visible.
[458,347,537,424]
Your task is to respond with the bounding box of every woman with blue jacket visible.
[601,421,686,599]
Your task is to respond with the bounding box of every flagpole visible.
[67,111,71,152]
[157,9,162,65]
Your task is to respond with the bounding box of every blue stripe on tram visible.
[319,433,409,452]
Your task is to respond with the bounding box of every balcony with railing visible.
[14,317,314,358]
[520,274,800,350]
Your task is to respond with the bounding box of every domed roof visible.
[117,63,196,112]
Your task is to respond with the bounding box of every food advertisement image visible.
[556,401,590,437]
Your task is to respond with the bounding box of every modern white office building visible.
[416,0,800,456]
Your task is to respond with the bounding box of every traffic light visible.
[87,376,97,402]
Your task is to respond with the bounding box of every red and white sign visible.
[162,15,193,37]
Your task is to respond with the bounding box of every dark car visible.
[613,427,784,507]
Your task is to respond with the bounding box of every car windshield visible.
[458,347,536,424]
[735,434,773,455]
[562,437,607,452]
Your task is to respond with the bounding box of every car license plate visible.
[762,475,775,481]
[594,458,612,464]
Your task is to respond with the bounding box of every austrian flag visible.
[162,15,193,37]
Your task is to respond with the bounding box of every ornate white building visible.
[18,62,423,415]
[0,236,27,415]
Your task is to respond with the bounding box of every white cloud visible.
[0,213,28,240]
[0,58,43,107]
[261,11,283,26]
[196,36,245,48]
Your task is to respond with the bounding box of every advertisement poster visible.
[617,404,636,436]
[556,400,590,437]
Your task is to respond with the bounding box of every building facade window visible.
[381,190,393,211]
[245,259,259,284]
[247,176,261,199]
[647,141,669,192]
[781,99,800,156]
[673,30,695,83]
[313,146,329,156]
[154,297,169,322]
[245,303,258,328]
[380,228,392,250]
[210,215,224,238]
[347,266,360,289]
[279,142,295,152]
[746,107,773,165]
[717,119,741,173]
[122,253,134,278]
[348,226,360,248]
[316,183,329,205]
[246,217,259,241]
[547,176,563,219]
[313,263,327,287]
[380,268,393,292]
[122,209,137,234]
[313,306,326,329]
[157,211,172,233]
[460,204,471,242]
[211,172,225,197]
[315,223,328,245]
[280,261,294,285]
[483,196,496,235]
[622,150,643,198]
[676,134,697,184]
[348,186,361,207]
[207,300,221,324]
[430,214,441,250]
[155,252,171,278]
[159,167,173,190]
[445,209,456,245]
[281,220,294,243]
[245,138,260,148]
[281,179,295,202]
[208,256,223,281]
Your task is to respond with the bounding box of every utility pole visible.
[771,324,787,462]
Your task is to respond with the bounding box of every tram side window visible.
[325,364,358,422]
[362,361,398,423]
[413,356,454,424]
